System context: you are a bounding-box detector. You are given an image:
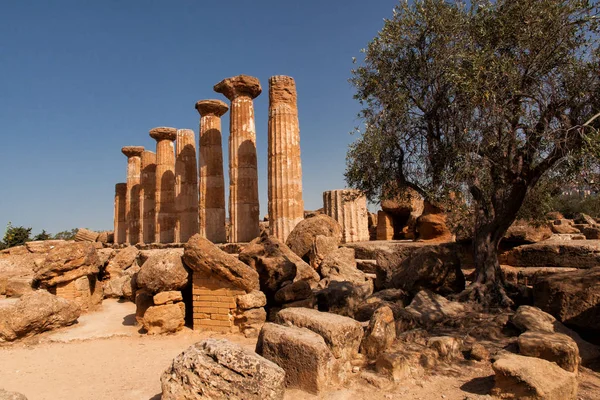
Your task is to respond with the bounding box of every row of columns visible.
[114,74,304,245]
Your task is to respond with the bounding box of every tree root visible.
[455,282,514,309]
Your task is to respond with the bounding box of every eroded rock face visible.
[183,235,259,293]
[360,306,395,359]
[136,249,189,294]
[503,241,600,269]
[161,338,285,400]
[236,290,267,310]
[518,331,580,372]
[33,242,100,288]
[0,290,80,342]
[286,214,342,260]
[504,221,553,244]
[105,246,138,278]
[491,353,577,400]
[405,290,466,325]
[142,303,185,335]
[415,202,453,242]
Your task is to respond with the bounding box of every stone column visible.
[122,146,144,244]
[268,75,304,242]
[114,183,127,244]
[195,100,228,243]
[175,128,199,243]
[323,189,370,243]
[141,150,156,244]
[214,75,261,243]
[149,127,177,243]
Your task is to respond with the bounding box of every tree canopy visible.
[347,0,600,305]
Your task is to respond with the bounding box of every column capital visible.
[214,75,262,101]
[195,99,229,117]
[149,127,177,141]
[121,146,144,158]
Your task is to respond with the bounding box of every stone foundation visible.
[49,275,101,311]
[192,271,245,333]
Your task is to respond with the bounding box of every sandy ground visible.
[1,299,599,400]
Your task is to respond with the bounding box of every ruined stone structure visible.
[121,146,144,244]
[175,129,199,243]
[49,275,101,311]
[150,127,177,244]
[192,270,245,333]
[141,150,157,244]
[114,183,127,244]
[323,189,369,243]
[267,76,304,242]
[214,75,261,243]
[377,210,394,240]
[195,100,228,243]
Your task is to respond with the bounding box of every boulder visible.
[0,290,80,341]
[285,214,342,260]
[234,307,267,337]
[427,336,463,362]
[24,240,67,254]
[583,226,600,239]
[236,290,267,310]
[518,331,580,372]
[136,249,189,294]
[161,338,285,400]
[405,290,466,325]
[360,306,395,359]
[274,280,312,304]
[470,343,490,361]
[316,279,373,318]
[415,202,453,242]
[105,246,138,278]
[534,267,600,335]
[0,389,27,400]
[184,234,259,293]
[276,307,363,360]
[96,248,115,267]
[256,323,336,394]
[504,221,553,244]
[354,289,409,322]
[33,242,100,287]
[381,185,424,226]
[135,289,154,325]
[0,254,36,297]
[142,303,185,335]
[307,235,339,269]
[551,220,580,234]
[573,213,596,225]
[502,240,600,269]
[153,291,183,305]
[238,233,318,299]
[319,247,366,285]
[491,353,577,400]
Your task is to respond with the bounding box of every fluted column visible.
[175,128,199,243]
[122,146,144,244]
[141,150,156,244]
[214,75,261,243]
[114,183,127,244]
[195,100,228,243]
[323,189,370,243]
[150,127,177,243]
[268,75,304,242]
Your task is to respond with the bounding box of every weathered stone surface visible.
[234,307,267,336]
[256,323,336,394]
[136,249,189,294]
[503,240,600,268]
[323,189,369,243]
[135,289,154,325]
[0,389,28,400]
[236,290,267,310]
[238,234,318,298]
[533,267,600,335]
[405,290,466,325]
[0,254,36,297]
[427,336,463,362]
[376,210,395,240]
[153,290,183,305]
[161,338,285,400]
[381,186,424,222]
[276,307,363,360]
[582,225,600,239]
[319,247,366,286]
[114,183,127,244]
[122,146,144,245]
[470,343,490,361]
[196,99,228,244]
[142,302,185,335]
[308,235,338,269]
[286,214,342,260]
[141,150,157,244]
[491,353,577,400]
[354,289,410,322]
[504,221,553,244]
[274,280,312,304]
[573,213,596,225]
[415,201,453,242]
[518,331,580,372]
[0,290,80,341]
[150,126,177,244]
[74,228,99,242]
[316,279,373,318]
[551,219,580,234]
[175,128,199,243]
[268,76,304,243]
[184,234,259,293]
[33,242,100,288]
[105,245,138,278]
[360,306,395,359]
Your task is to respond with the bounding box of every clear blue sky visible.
[0,0,396,236]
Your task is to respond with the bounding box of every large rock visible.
[504,221,553,244]
[405,290,466,325]
[360,306,395,359]
[0,254,36,297]
[533,267,600,335]
[105,246,138,278]
[319,247,366,285]
[276,307,363,360]
[316,279,373,318]
[256,323,336,394]
[136,249,189,294]
[551,220,580,234]
[142,303,185,335]
[274,280,312,304]
[238,233,319,299]
[0,290,80,341]
[491,353,578,400]
[161,338,285,400]
[285,214,342,260]
[33,242,100,287]
[308,235,339,269]
[503,241,600,268]
[376,243,465,295]
[518,331,580,372]
[0,389,27,400]
[415,201,453,242]
[381,185,424,222]
[236,290,267,310]
[184,234,259,293]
